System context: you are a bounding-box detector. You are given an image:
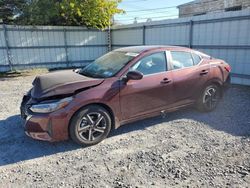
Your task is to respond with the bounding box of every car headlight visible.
[30,97,73,113]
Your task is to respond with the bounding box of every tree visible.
[0,0,26,23]
[0,0,123,29]
[19,0,62,25]
[60,0,123,29]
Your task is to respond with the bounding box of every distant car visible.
[21,46,231,146]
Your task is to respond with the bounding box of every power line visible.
[122,0,148,3]
[115,14,178,21]
[125,6,177,12]
[122,9,177,17]
[122,0,221,13]
[116,6,178,21]
[115,0,223,22]
[116,7,178,22]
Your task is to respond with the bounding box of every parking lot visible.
[0,72,250,187]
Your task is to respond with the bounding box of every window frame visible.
[127,51,169,77]
[168,50,203,71]
[191,52,202,65]
[225,6,242,12]
[194,12,206,16]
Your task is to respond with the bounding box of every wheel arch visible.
[68,102,116,134]
[91,103,116,130]
[196,78,223,112]
[203,78,224,97]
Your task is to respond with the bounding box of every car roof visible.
[114,45,190,53]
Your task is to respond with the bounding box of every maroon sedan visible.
[21,46,231,146]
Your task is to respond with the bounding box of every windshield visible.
[80,51,137,78]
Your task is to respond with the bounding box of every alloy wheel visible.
[77,112,107,141]
[203,87,219,110]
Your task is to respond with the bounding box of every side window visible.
[131,52,167,75]
[192,53,202,65]
[170,51,194,70]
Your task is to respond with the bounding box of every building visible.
[178,0,250,17]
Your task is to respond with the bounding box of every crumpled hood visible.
[31,70,104,100]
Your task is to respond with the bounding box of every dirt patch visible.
[0,74,249,187]
[0,69,48,80]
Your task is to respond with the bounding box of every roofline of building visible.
[177,0,197,8]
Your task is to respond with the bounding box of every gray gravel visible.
[0,74,250,188]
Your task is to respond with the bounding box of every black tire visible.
[69,105,112,146]
[196,84,221,112]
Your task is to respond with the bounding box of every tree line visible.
[0,0,123,29]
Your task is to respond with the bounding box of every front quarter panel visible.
[69,77,121,125]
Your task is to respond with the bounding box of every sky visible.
[114,0,194,24]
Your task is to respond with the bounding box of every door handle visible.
[200,70,209,75]
[161,78,171,84]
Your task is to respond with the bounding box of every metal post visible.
[189,20,193,48]
[63,28,69,67]
[3,24,13,71]
[108,17,112,51]
[142,25,146,45]
[108,27,112,51]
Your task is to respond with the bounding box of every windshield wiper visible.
[79,70,104,79]
[79,71,93,78]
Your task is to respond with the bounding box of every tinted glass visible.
[80,51,135,78]
[131,52,167,75]
[192,53,201,65]
[171,51,194,69]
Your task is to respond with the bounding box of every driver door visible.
[119,51,174,120]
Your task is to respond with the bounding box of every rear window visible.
[192,53,202,65]
[170,51,194,69]
[195,50,211,59]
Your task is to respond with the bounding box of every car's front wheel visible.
[197,84,221,112]
[69,105,112,146]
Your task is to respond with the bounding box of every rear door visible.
[119,51,174,119]
[169,50,210,105]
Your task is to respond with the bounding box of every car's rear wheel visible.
[196,84,221,112]
[69,105,112,146]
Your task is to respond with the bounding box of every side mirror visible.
[125,71,143,81]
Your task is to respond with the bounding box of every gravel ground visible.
[0,73,250,188]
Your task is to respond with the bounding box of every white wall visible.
[0,25,108,71]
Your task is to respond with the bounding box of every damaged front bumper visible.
[23,114,53,141]
[20,94,69,142]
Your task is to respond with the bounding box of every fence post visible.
[3,24,13,71]
[189,20,193,48]
[142,25,146,45]
[63,28,69,67]
[108,25,112,51]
